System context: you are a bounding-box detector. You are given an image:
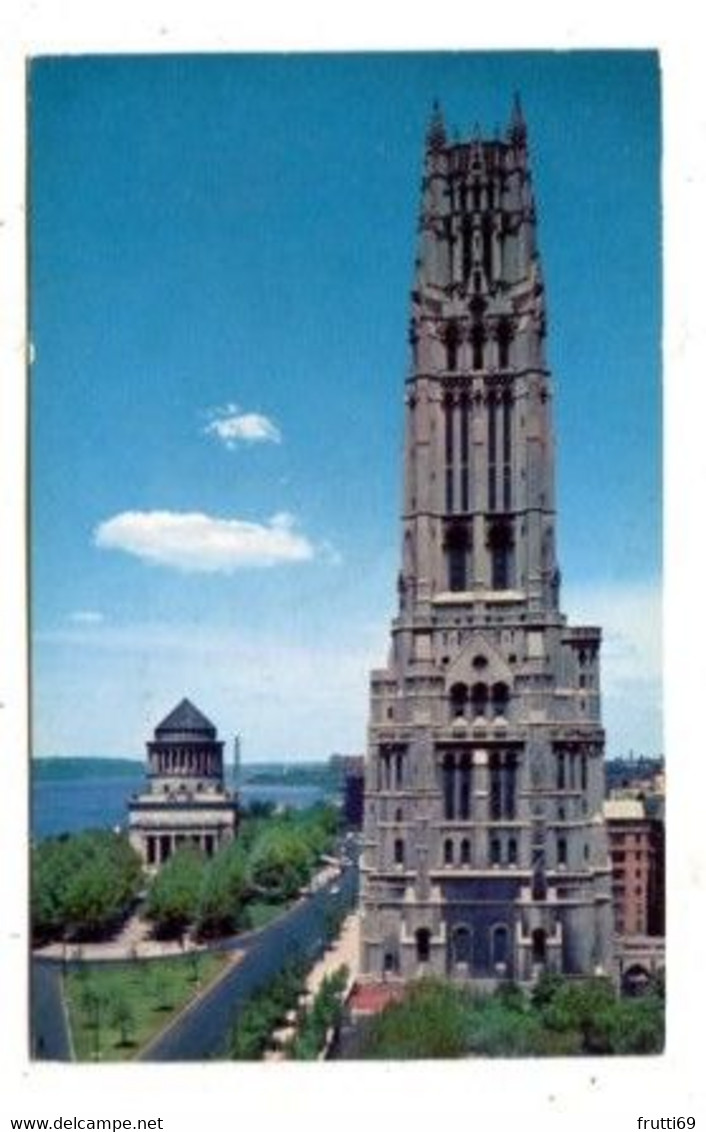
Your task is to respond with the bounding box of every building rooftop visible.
[604,798,645,822]
[154,697,217,740]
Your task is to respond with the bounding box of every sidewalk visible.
[305,910,360,997]
[265,911,360,1060]
[33,912,205,962]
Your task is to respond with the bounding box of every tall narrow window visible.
[472,323,484,371]
[460,838,471,865]
[581,752,588,792]
[444,396,454,513]
[443,754,455,820]
[504,753,517,820]
[488,520,513,590]
[394,838,405,866]
[497,320,512,369]
[508,837,518,865]
[532,928,547,963]
[491,682,510,718]
[490,837,502,865]
[471,682,488,719]
[482,214,493,282]
[444,838,454,866]
[462,217,472,281]
[557,837,567,867]
[556,749,566,791]
[489,752,502,821]
[459,753,471,820]
[416,928,431,963]
[395,750,404,790]
[446,321,459,372]
[487,395,497,511]
[502,392,512,511]
[445,523,468,592]
[449,682,468,719]
[460,396,470,513]
[492,925,509,966]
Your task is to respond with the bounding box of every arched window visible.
[416,928,431,963]
[471,682,489,718]
[449,682,468,719]
[444,838,454,866]
[508,837,518,865]
[394,807,404,823]
[394,838,405,866]
[383,950,398,974]
[491,681,510,718]
[491,924,509,967]
[490,836,502,865]
[452,924,472,966]
[532,928,547,964]
[557,837,567,867]
[460,838,471,865]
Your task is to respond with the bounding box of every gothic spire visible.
[426,98,446,152]
[509,90,527,146]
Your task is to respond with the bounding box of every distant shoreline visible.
[31,755,338,788]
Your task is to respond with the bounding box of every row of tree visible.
[228,961,350,1061]
[32,803,340,944]
[288,966,349,1060]
[32,830,143,943]
[228,958,308,1060]
[356,973,665,1058]
[145,803,339,939]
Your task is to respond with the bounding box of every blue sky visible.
[29,51,661,760]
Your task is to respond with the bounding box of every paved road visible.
[140,860,358,1061]
[31,854,358,1062]
[31,959,73,1061]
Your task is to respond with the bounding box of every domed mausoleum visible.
[128,698,239,868]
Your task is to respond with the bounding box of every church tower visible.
[360,99,613,983]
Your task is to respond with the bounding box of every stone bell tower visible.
[359,97,613,984]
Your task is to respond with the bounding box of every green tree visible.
[360,978,470,1059]
[248,828,312,899]
[109,991,136,1047]
[144,847,205,938]
[196,844,248,938]
[31,831,143,943]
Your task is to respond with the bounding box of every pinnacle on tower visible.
[426,98,446,152]
[509,90,527,145]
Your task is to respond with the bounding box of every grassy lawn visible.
[64,951,230,1061]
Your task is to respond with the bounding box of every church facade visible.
[359,100,614,983]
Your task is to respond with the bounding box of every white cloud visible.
[94,510,315,572]
[69,610,105,625]
[204,403,281,448]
